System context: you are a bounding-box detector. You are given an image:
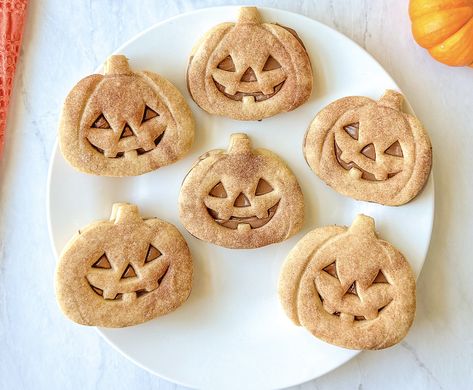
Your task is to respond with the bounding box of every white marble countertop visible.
[1,0,472,389]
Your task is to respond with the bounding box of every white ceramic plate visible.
[47,6,434,390]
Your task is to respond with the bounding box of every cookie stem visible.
[238,7,262,24]
[111,203,141,224]
[104,55,132,76]
[348,214,377,237]
[378,90,403,110]
[228,133,252,154]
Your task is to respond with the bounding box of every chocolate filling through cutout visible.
[233,193,251,207]
[213,55,285,102]
[87,246,169,300]
[345,282,358,296]
[206,179,279,229]
[213,79,285,102]
[207,202,280,230]
[92,254,112,269]
[209,182,227,198]
[318,261,392,321]
[334,131,403,181]
[87,108,164,158]
[217,55,236,72]
[92,114,111,129]
[322,261,338,278]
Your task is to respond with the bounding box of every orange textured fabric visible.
[0,0,28,158]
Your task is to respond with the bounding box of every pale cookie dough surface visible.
[278,214,416,350]
[179,133,304,249]
[59,55,194,177]
[55,203,193,328]
[304,90,432,206]
[187,6,313,121]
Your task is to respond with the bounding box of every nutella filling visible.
[384,140,403,157]
[120,125,134,139]
[318,261,392,321]
[322,262,337,278]
[87,108,164,158]
[212,54,285,102]
[217,55,236,71]
[360,143,376,160]
[213,78,285,102]
[87,261,169,301]
[344,123,359,139]
[209,182,228,198]
[233,192,251,207]
[87,130,165,158]
[334,140,400,181]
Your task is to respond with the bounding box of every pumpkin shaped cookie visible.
[59,55,194,176]
[55,203,193,327]
[304,90,432,205]
[278,215,416,350]
[179,133,304,249]
[187,7,313,121]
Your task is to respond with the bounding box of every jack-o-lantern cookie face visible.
[304,90,432,205]
[59,55,194,176]
[278,215,416,350]
[187,7,313,121]
[179,133,304,249]
[55,203,193,328]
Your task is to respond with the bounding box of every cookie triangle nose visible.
[120,124,134,139]
[234,192,251,207]
[241,67,257,82]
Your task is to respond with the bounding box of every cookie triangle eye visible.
[145,245,162,263]
[255,178,273,195]
[343,123,359,140]
[262,55,281,71]
[120,125,134,139]
[384,140,403,157]
[322,261,338,278]
[233,192,251,207]
[92,254,112,269]
[344,282,358,296]
[142,106,159,123]
[217,55,236,72]
[121,264,137,279]
[361,143,376,160]
[372,270,389,284]
[158,263,170,285]
[209,182,227,198]
[92,114,111,129]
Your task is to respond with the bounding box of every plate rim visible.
[46,5,435,389]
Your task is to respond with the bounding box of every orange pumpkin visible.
[409,0,473,67]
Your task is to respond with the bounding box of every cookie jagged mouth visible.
[207,202,279,230]
[86,262,169,301]
[87,131,165,159]
[213,79,285,102]
[334,141,399,181]
[87,280,156,300]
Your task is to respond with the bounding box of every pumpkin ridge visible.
[264,23,308,110]
[429,16,473,65]
[409,0,473,19]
